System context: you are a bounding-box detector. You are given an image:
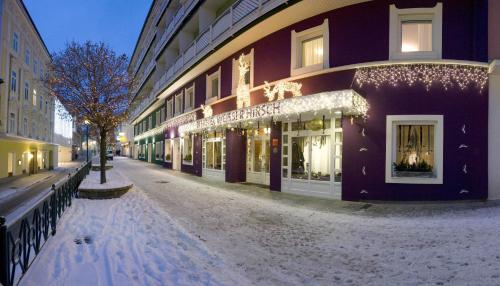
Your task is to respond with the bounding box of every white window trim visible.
[290,19,329,77]
[385,115,443,184]
[166,98,173,119]
[174,92,183,116]
[182,134,194,165]
[184,83,195,112]
[205,67,221,105]
[232,48,254,95]
[389,3,443,60]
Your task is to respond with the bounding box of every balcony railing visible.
[154,0,199,56]
[132,57,156,95]
[132,0,285,122]
[153,0,171,25]
[132,27,158,76]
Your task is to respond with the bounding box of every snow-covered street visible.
[21,157,500,286]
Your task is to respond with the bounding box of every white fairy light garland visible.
[134,112,197,141]
[179,90,368,134]
[354,63,488,91]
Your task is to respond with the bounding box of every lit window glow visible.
[401,21,432,52]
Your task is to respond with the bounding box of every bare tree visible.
[47,41,132,183]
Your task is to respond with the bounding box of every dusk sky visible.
[23,0,152,58]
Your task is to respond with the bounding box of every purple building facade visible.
[129,0,497,201]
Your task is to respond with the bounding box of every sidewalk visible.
[0,161,86,218]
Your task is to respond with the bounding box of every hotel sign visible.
[179,90,369,134]
[181,102,282,134]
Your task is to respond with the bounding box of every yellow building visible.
[0,0,57,178]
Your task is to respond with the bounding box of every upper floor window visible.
[24,82,29,100]
[291,19,329,76]
[155,110,160,127]
[206,67,221,104]
[11,71,17,92]
[33,59,38,74]
[184,84,195,112]
[12,32,19,53]
[9,113,16,133]
[167,98,173,119]
[25,49,30,65]
[160,108,165,123]
[33,89,37,106]
[175,92,182,116]
[389,4,442,60]
[148,116,152,130]
[45,101,48,114]
[40,68,44,80]
[40,96,43,110]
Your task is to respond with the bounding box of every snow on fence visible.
[0,161,91,286]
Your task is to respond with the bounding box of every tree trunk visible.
[100,128,107,184]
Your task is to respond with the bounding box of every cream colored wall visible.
[0,0,58,179]
[0,138,57,178]
[0,0,53,140]
[57,145,72,163]
[489,62,500,200]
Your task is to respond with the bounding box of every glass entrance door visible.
[246,132,270,185]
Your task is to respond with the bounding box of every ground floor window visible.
[155,140,164,161]
[165,139,172,162]
[386,115,443,184]
[203,131,225,170]
[282,116,342,183]
[182,134,193,165]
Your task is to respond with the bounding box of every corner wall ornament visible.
[201,104,213,118]
[354,63,488,91]
[263,80,302,102]
[236,54,251,109]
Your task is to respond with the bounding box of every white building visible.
[53,99,73,162]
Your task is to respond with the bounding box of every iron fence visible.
[0,161,91,286]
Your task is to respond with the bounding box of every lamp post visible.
[84,120,90,162]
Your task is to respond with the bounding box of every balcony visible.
[153,0,170,25]
[132,58,156,95]
[132,27,158,76]
[152,0,280,95]
[154,0,199,57]
[132,0,285,122]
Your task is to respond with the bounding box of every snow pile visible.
[79,169,132,190]
[20,186,248,286]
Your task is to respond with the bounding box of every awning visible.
[179,89,368,134]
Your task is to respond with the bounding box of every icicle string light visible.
[354,64,488,91]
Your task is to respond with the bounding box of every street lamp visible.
[84,119,90,162]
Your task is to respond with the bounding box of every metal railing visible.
[0,161,91,286]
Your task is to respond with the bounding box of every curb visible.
[78,184,133,199]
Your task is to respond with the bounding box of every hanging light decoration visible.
[354,63,488,91]
[179,90,368,134]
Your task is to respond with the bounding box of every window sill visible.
[205,97,218,105]
[385,176,442,185]
[390,51,441,60]
[291,63,325,77]
[182,161,193,166]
